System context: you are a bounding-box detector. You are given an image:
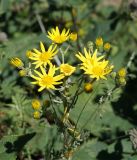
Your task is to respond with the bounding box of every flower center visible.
[39,52,51,62]
[55,35,66,43]
[92,66,103,76]
[62,66,72,74]
[39,75,54,86]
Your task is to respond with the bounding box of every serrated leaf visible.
[0,133,35,160]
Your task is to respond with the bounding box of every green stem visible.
[80,106,99,132]
[48,92,58,124]
[81,85,118,131]
[59,47,64,64]
[69,76,84,110]
[73,93,93,134]
[26,147,32,160]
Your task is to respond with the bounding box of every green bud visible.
[87,41,94,52]
[118,77,126,86]
[111,72,117,79]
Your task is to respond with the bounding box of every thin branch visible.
[35,12,46,33]
[126,52,136,70]
[35,12,62,66]
[48,92,58,125]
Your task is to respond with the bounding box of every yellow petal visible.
[40,42,45,53]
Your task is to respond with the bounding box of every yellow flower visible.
[84,83,93,93]
[10,57,24,68]
[60,63,76,76]
[29,42,58,69]
[69,32,77,41]
[76,48,113,80]
[83,60,114,80]
[95,37,103,47]
[33,111,40,119]
[18,69,27,77]
[47,26,70,44]
[76,48,104,67]
[26,50,33,58]
[104,43,111,51]
[118,68,126,77]
[32,99,41,110]
[31,63,64,92]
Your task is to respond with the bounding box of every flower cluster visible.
[95,37,111,52]
[9,26,129,159]
[10,26,115,93]
[117,67,127,86]
[32,99,41,119]
[9,26,122,127]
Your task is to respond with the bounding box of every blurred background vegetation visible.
[0,0,137,159]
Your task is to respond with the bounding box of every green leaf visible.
[72,139,107,160]
[0,0,10,14]
[0,133,35,160]
[27,125,63,154]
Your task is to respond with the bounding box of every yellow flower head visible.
[18,69,27,77]
[69,32,77,41]
[29,42,58,69]
[118,68,126,77]
[31,63,64,92]
[33,111,40,119]
[84,61,114,80]
[26,50,33,58]
[76,48,113,80]
[95,37,103,47]
[76,48,104,67]
[32,99,41,110]
[47,26,70,44]
[104,43,111,51]
[60,63,76,76]
[10,57,24,68]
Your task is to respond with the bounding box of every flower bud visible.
[84,83,93,93]
[10,57,24,68]
[104,43,111,52]
[70,32,77,41]
[87,41,94,52]
[18,69,27,77]
[118,77,126,86]
[32,99,41,110]
[95,37,103,47]
[33,111,41,119]
[118,68,126,77]
[110,72,117,79]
